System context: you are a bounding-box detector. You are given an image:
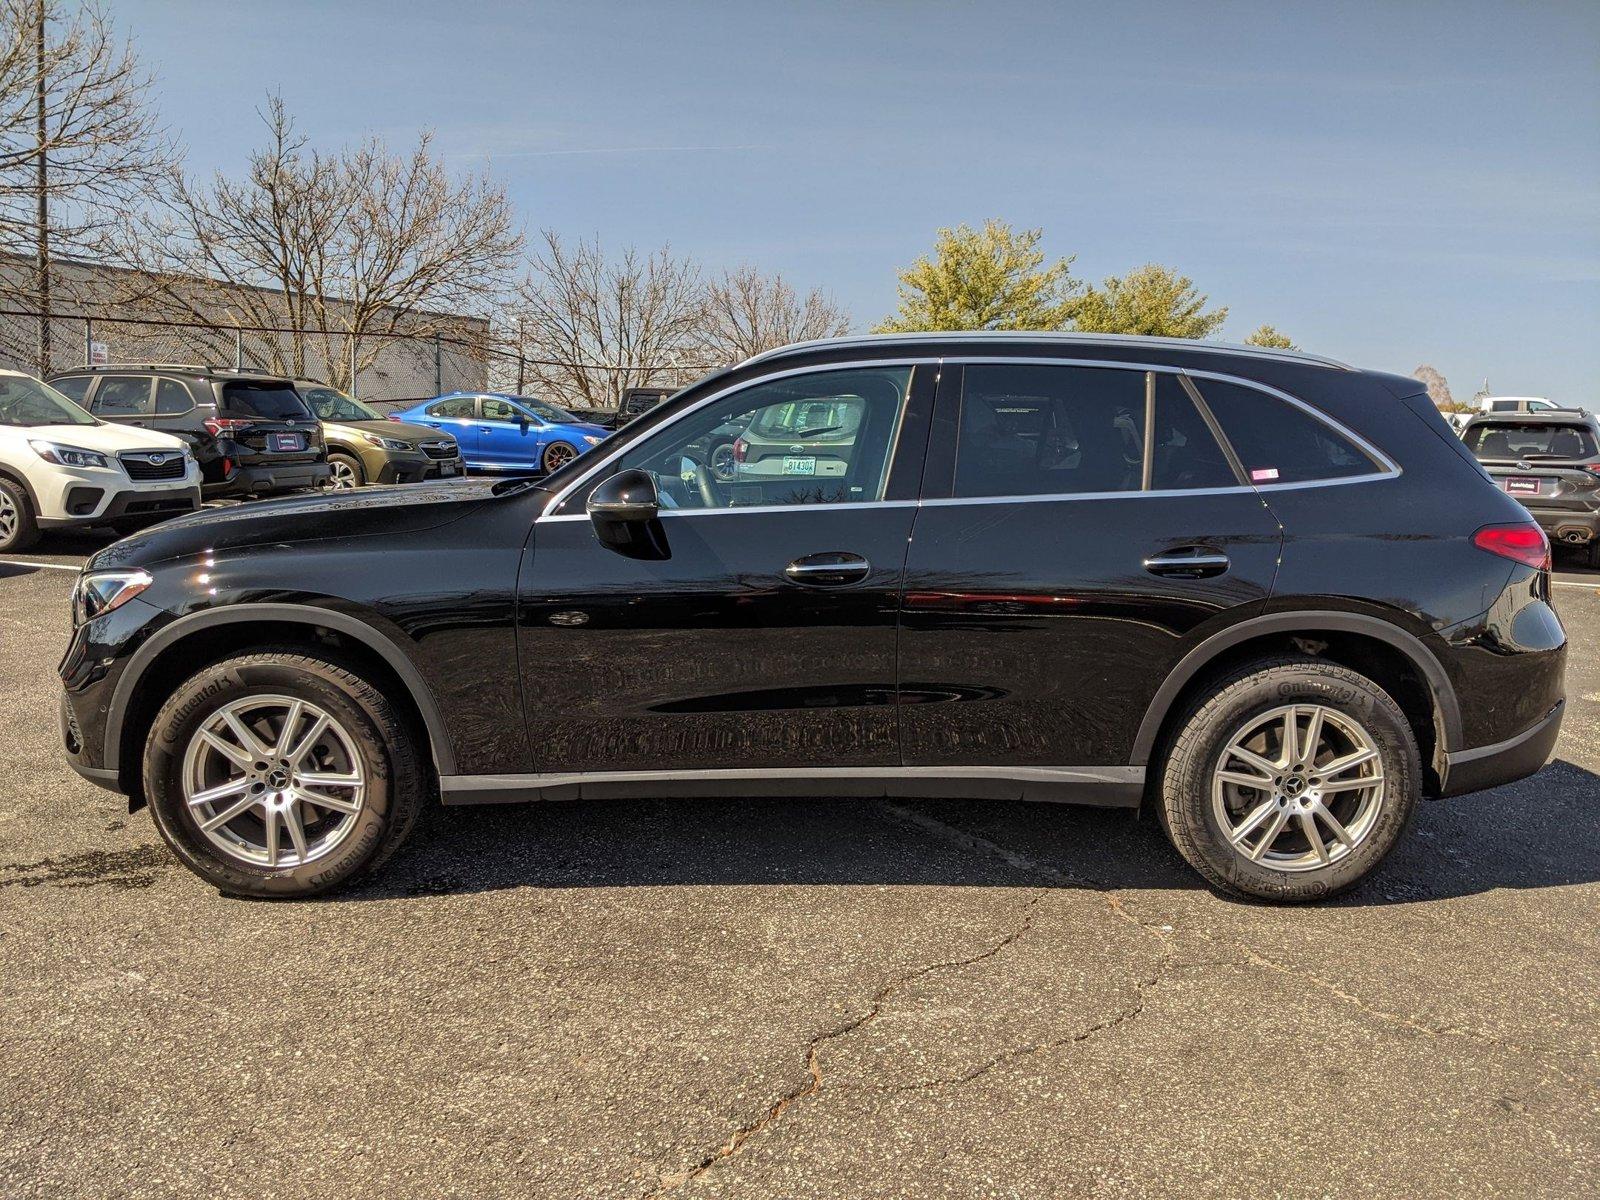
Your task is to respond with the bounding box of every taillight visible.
[1472,522,1550,570]
[732,437,747,463]
[1582,463,1600,478]
[203,417,253,437]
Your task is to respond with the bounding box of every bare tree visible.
[0,0,174,369]
[123,97,520,390]
[1412,364,1455,409]
[511,231,707,409]
[698,265,851,364]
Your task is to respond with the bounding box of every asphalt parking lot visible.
[1,535,1596,1198]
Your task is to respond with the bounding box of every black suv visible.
[48,365,330,498]
[59,334,1566,901]
[1461,410,1600,568]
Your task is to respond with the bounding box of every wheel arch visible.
[1132,611,1462,794]
[0,463,41,510]
[106,603,456,804]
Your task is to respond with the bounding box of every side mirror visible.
[586,469,667,558]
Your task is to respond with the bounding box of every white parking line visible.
[0,559,79,573]
[1554,580,1600,590]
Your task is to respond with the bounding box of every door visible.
[420,396,480,461]
[86,375,154,427]
[479,396,543,470]
[517,361,935,773]
[898,361,1283,767]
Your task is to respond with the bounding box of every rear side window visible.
[220,381,310,419]
[954,364,1146,497]
[155,379,193,414]
[1150,374,1238,490]
[1192,379,1378,484]
[50,375,91,403]
[90,376,152,416]
[428,396,476,419]
[1464,422,1598,461]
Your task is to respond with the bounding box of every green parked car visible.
[296,382,465,489]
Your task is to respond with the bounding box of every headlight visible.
[582,435,603,446]
[363,433,413,451]
[70,569,152,626]
[30,440,110,469]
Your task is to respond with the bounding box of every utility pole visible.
[35,0,50,374]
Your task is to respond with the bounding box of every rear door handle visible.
[785,551,870,587]
[1143,548,1230,579]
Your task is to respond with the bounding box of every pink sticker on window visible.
[1251,467,1280,481]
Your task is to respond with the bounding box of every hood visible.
[325,418,457,444]
[86,478,505,571]
[27,422,188,454]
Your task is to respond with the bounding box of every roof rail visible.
[739,331,1352,371]
[72,361,215,373]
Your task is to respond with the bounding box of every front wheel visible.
[1158,656,1419,903]
[0,477,39,552]
[325,452,365,490]
[143,648,424,897]
[541,441,578,474]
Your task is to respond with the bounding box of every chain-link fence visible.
[0,307,717,413]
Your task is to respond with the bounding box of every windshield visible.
[515,395,580,424]
[302,386,383,422]
[1465,422,1599,461]
[0,375,98,427]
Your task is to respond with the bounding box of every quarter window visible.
[606,366,913,510]
[90,376,152,416]
[1192,378,1377,484]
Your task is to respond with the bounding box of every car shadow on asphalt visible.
[347,757,1600,908]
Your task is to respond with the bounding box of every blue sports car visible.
[388,392,610,474]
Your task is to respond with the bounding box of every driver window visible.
[482,398,523,423]
[604,366,912,510]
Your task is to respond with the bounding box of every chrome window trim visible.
[939,357,1400,501]
[739,331,1352,372]
[535,358,936,522]
[535,354,1397,523]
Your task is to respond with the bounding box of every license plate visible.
[782,456,817,476]
[271,433,302,453]
[1503,476,1541,496]
[440,464,456,476]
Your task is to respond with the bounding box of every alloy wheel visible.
[327,459,360,490]
[0,490,16,543]
[709,443,737,482]
[1211,703,1386,872]
[543,443,577,473]
[181,694,367,869]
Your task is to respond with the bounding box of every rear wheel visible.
[143,648,424,897]
[0,477,39,552]
[1158,657,1419,902]
[542,441,578,474]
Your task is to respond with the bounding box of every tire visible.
[325,452,365,490]
[1158,656,1419,903]
[0,476,39,553]
[143,647,425,898]
[1585,539,1600,571]
[542,441,578,474]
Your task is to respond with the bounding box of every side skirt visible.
[439,765,1145,807]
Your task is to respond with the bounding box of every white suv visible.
[0,369,200,553]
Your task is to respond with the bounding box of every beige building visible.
[0,253,490,401]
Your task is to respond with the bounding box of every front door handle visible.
[1143,547,1230,579]
[784,551,870,587]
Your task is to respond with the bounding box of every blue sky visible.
[123,0,1598,400]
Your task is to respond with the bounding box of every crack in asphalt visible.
[645,887,1052,1197]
